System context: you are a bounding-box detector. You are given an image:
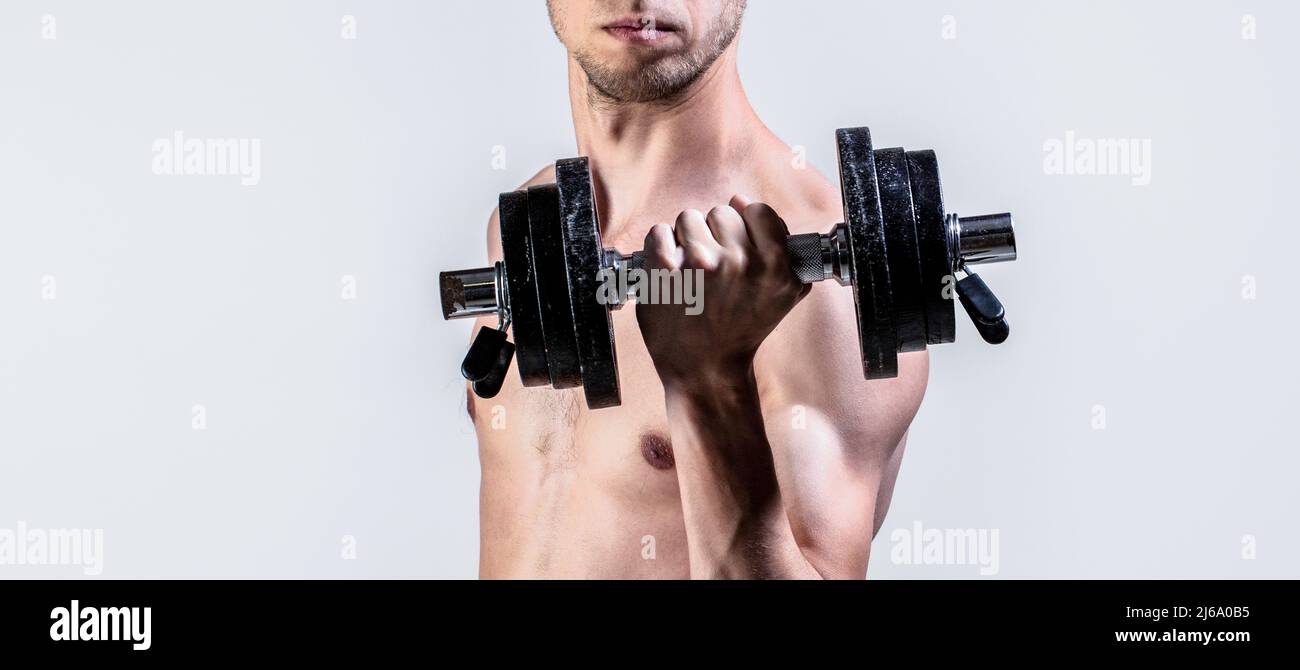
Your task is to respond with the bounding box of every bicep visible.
[758,286,928,577]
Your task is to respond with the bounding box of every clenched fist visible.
[636,195,810,390]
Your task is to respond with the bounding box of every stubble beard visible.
[567,2,745,108]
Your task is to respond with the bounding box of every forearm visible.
[663,364,821,579]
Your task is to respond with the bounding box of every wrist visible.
[662,364,777,513]
[657,353,756,398]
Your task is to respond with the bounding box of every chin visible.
[600,51,672,75]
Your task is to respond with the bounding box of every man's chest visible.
[477,307,679,483]
[473,313,691,577]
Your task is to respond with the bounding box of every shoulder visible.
[485,164,557,261]
[750,135,845,236]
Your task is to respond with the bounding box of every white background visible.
[1,0,1295,578]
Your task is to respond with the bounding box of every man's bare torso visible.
[470,148,928,578]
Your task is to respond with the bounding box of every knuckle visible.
[742,202,773,221]
[645,223,671,245]
[676,209,704,227]
[706,205,737,223]
[744,202,789,236]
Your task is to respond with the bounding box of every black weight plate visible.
[904,150,956,345]
[526,184,583,389]
[835,127,898,379]
[873,148,927,353]
[555,157,621,409]
[497,190,550,386]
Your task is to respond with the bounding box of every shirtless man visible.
[469,0,928,579]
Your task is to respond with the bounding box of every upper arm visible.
[756,282,929,578]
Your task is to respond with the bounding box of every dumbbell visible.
[440,127,1017,409]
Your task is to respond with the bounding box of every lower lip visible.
[604,26,676,45]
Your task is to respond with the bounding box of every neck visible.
[567,47,770,243]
